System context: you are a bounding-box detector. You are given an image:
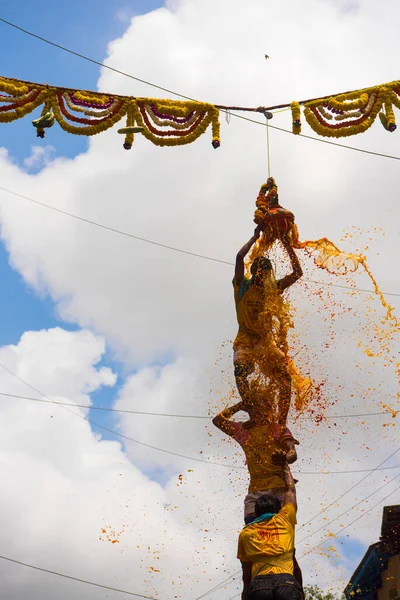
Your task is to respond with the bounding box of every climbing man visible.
[212,400,298,524]
[233,226,303,424]
[237,463,303,600]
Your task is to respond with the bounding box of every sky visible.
[0,0,399,599]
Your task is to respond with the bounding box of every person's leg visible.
[258,345,291,425]
[268,349,291,426]
[234,360,254,403]
[275,365,292,426]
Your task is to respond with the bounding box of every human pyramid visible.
[213,178,308,600]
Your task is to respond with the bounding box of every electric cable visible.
[1,16,399,598]
[296,472,400,546]
[202,480,400,600]
[1,186,400,299]
[195,571,242,600]
[0,554,158,598]
[298,482,400,559]
[1,390,397,421]
[0,365,398,475]
[0,18,399,160]
[0,361,241,469]
[297,444,400,531]
[193,445,400,600]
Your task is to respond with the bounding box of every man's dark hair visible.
[250,256,272,275]
[255,494,282,517]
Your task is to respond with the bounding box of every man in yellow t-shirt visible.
[237,464,303,600]
[212,401,298,523]
[233,226,303,425]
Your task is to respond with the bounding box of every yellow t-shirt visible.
[230,423,295,493]
[237,503,296,577]
[233,276,274,346]
[243,425,287,492]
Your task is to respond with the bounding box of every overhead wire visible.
[0,365,398,476]
[195,478,400,600]
[0,390,398,420]
[0,17,400,161]
[193,444,400,600]
[298,481,400,559]
[232,112,400,161]
[0,16,394,118]
[0,187,232,266]
[297,444,400,531]
[206,480,400,600]
[296,471,400,546]
[1,186,400,299]
[0,554,158,598]
[195,571,242,600]
[1,14,399,599]
[0,361,240,469]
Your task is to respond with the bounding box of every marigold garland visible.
[296,80,400,138]
[0,75,221,149]
[290,101,301,134]
[2,74,400,143]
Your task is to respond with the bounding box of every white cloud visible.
[115,6,137,24]
[327,0,360,13]
[0,0,399,597]
[23,145,56,171]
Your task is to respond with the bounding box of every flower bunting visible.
[0,76,221,149]
[297,80,400,137]
[1,75,400,145]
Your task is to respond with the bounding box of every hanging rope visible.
[266,115,271,177]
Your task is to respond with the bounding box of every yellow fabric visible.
[242,424,286,493]
[233,276,276,346]
[237,504,296,577]
[233,269,313,413]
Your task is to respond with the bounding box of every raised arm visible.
[235,227,261,286]
[283,463,297,511]
[277,236,303,292]
[212,401,244,438]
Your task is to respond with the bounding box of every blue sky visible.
[0,0,389,571]
[0,0,164,443]
[0,0,163,161]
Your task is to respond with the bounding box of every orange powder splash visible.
[247,179,399,420]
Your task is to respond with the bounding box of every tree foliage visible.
[304,584,345,600]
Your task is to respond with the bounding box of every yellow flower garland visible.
[0,76,221,149]
[0,88,50,123]
[326,92,369,111]
[294,80,400,138]
[2,74,400,144]
[0,76,29,96]
[290,101,301,134]
[131,99,220,147]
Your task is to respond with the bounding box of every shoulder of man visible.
[233,276,252,300]
[277,503,297,526]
